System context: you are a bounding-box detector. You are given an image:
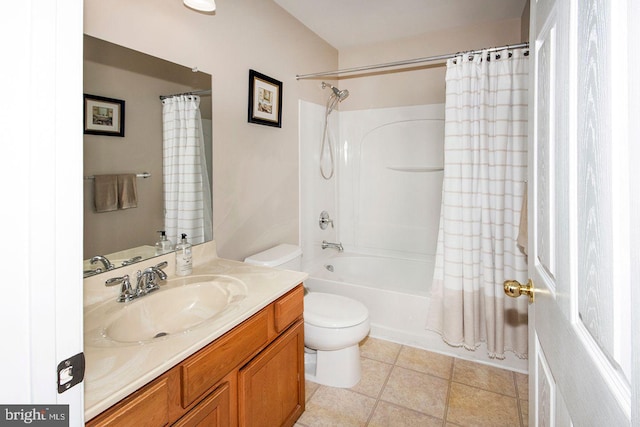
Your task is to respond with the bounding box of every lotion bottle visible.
[155,230,174,255]
[175,233,193,276]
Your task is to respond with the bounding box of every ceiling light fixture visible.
[183,0,216,12]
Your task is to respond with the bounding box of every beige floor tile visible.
[298,385,376,427]
[359,337,402,364]
[350,357,393,398]
[380,366,449,419]
[447,382,520,427]
[368,401,443,427]
[305,380,320,403]
[396,346,454,379]
[515,372,529,400]
[452,359,516,397]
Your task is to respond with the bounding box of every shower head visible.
[322,82,350,101]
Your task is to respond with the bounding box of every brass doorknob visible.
[504,279,535,303]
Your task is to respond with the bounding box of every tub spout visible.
[321,240,344,252]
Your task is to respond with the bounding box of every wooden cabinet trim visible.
[274,285,304,333]
[86,375,171,427]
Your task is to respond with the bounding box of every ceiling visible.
[273,0,528,50]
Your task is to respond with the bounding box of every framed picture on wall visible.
[248,69,282,128]
[83,94,125,137]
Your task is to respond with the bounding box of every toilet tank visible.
[243,244,302,271]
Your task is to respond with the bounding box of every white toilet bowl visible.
[244,244,370,388]
[304,292,370,388]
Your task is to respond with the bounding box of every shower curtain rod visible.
[296,42,529,80]
[159,89,211,100]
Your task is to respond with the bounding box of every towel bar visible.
[84,172,151,180]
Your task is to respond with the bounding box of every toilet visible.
[244,244,370,388]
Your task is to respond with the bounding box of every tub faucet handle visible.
[319,211,334,230]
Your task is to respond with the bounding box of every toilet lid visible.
[304,292,369,328]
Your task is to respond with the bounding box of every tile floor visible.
[296,337,528,427]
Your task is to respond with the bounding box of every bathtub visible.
[308,254,433,296]
[302,252,528,373]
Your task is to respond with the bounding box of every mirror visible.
[83,35,213,276]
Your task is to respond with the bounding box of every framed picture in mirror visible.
[248,69,282,128]
[84,94,125,137]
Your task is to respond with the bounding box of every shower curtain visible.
[162,95,213,246]
[426,48,529,359]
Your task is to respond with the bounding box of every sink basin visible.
[102,275,248,343]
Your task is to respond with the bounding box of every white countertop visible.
[83,242,307,420]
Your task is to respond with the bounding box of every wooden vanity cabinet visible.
[238,320,304,427]
[86,284,305,427]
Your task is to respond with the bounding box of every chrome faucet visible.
[105,261,168,303]
[321,240,344,252]
[135,261,168,296]
[90,255,115,271]
[105,274,135,302]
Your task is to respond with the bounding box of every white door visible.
[0,0,85,424]
[524,0,638,425]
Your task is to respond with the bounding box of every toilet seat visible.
[304,292,368,328]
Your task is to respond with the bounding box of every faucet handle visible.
[140,262,167,293]
[105,274,135,302]
[155,261,169,269]
[319,211,335,230]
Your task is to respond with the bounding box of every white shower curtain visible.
[426,48,529,359]
[162,95,213,246]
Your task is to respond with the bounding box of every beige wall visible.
[84,0,338,261]
[521,0,531,42]
[83,36,211,259]
[336,18,523,111]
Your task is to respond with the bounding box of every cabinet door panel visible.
[238,320,305,427]
[173,382,230,427]
[182,310,269,407]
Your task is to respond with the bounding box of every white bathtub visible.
[308,254,434,296]
[302,252,528,373]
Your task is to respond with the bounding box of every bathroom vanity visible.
[83,242,307,427]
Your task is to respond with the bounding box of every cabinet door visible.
[238,320,304,427]
[173,382,230,427]
[86,375,172,427]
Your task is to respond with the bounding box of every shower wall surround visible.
[299,101,445,263]
[300,101,444,260]
[299,101,339,264]
[339,104,444,259]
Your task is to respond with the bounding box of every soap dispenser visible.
[155,231,174,255]
[175,233,193,276]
